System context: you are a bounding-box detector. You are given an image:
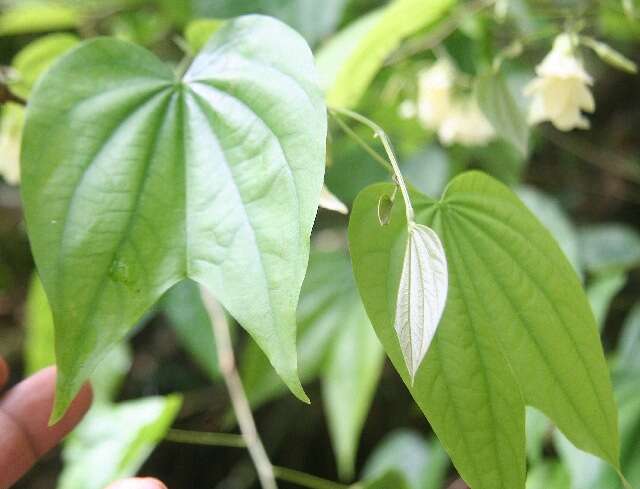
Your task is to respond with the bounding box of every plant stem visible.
[330,112,394,173]
[0,83,26,106]
[273,466,349,489]
[199,286,278,489]
[329,107,415,224]
[165,429,246,448]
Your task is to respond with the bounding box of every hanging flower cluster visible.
[524,34,595,131]
[406,59,495,146]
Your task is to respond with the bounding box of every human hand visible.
[0,356,167,489]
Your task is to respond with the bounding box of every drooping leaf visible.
[322,292,383,480]
[475,71,529,156]
[586,271,627,331]
[349,171,620,489]
[394,223,448,381]
[58,395,182,489]
[184,18,225,53]
[21,15,327,420]
[578,224,640,273]
[318,0,456,108]
[362,430,449,489]
[11,33,80,99]
[161,279,219,379]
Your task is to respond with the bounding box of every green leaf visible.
[24,273,56,374]
[362,430,449,489]
[318,0,456,108]
[617,303,640,372]
[21,15,327,421]
[475,72,529,157]
[161,279,218,379]
[586,271,626,331]
[184,18,225,53]
[0,4,80,36]
[322,288,384,480]
[241,252,372,408]
[58,395,182,489]
[360,470,410,489]
[393,223,448,381]
[24,275,132,403]
[11,33,80,99]
[525,462,570,489]
[578,224,640,273]
[349,171,620,489]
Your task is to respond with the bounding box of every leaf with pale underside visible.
[21,15,327,421]
[394,223,448,382]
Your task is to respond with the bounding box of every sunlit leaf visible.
[394,223,447,381]
[0,4,79,35]
[21,15,327,420]
[184,18,225,53]
[11,33,80,99]
[58,395,182,489]
[318,0,456,108]
[349,171,620,489]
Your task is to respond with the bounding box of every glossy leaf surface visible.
[21,15,327,419]
[349,171,620,489]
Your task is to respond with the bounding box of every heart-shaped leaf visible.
[21,14,327,421]
[349,171,619,489]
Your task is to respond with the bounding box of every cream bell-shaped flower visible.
[438,97,495,146]
[524,33,595,131]
[416,59,455,130]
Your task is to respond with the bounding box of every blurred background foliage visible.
[0,0,639,488]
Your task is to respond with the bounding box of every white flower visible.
[0,103,24,186]
[416,59,455,130]
[524,33,595,131]
[438,97,495,146]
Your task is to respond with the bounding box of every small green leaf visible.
[184,18,225,53]
[11,33,80,99]
[475,72,529,156]
[349,171,620,489]
[394,223,448,382]
[161,279,219,379]
[317,0,456,108]
[21,15,327,421]
[24,274,56,374]
[323,292,383,480]
[526,462,571,489]
[58,395,182,489]
[363,430,450,489]
[360,470,410,489]
[0,4,79,35]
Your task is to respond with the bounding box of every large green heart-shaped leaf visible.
[348,171,619,489]
[21,14,327,421]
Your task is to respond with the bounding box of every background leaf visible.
[21,15,327,419]
[578,224,640,273]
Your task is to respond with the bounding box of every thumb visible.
[105,478,167,489]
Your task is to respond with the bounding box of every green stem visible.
[329,107,415,224]
[273,466,350,489]
[330,112,393,173]
[165,429,246,448]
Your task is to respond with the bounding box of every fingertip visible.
[105,478,168,489]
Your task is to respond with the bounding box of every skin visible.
[0,356,167,489]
